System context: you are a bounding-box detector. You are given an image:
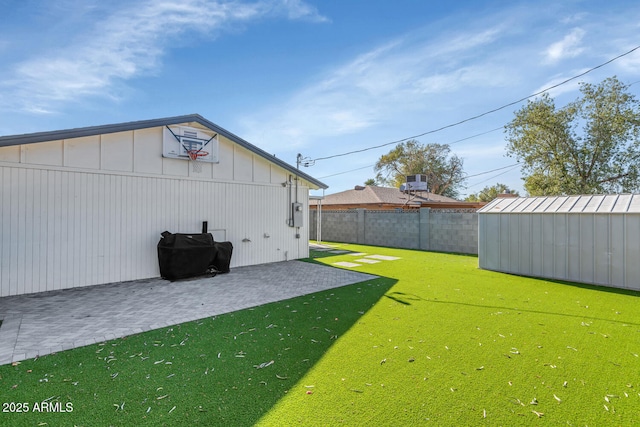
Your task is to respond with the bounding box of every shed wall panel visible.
[485,215,500,270]
[508,215,520,273]
[530,214,543,277]
[594,215,610,285]
[499,215,510,271]
[519,214,531,276]
[610,216,625,287]
[553,214,567,278]
[579,215,594,283]
[542,215,554,278]
[625,215,640,290]
[567,214,581,282]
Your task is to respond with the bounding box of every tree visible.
[465,183,519,202]
[505,76,640,196]
[374,140,465,198]
[364,178,377,186]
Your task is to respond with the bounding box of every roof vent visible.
[354,185,366,190]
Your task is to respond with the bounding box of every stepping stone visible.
[348,252,367,256]
[329,250,350,254]
[365,255,401,261]
[333,261,361,268]
[355,258,380,264]
[312,248,332,252]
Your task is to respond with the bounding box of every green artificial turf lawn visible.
[257,243,640,426]
[1,243,639,426]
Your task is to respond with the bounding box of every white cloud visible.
[615,46,640,73]
[414,65,510,94]
[1,0,327,114]
[241,25,507,151]
[544,28,585,64]
[531,70,590,99]
[272,0,329,22]
[560,13,586,25]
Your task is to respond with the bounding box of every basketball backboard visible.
[162,125,219,163]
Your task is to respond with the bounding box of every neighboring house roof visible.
[479,193,640,214]
[0,114,327,189]
[315,185,483,209]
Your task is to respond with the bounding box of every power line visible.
[317,126,507,179]
[320,160,522,183]
[466,165,521,189]
[318,164,374,179]
[448,126,503,145]
[464,162,520,179]
[311,44,640,163]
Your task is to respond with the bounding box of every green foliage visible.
[465,183,520,202]
[374,140,465,198]
[364,178,377,186]
[506,76,640,196]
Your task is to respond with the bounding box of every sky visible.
[1,0,639,199]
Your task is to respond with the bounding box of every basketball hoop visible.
[187,149,208,173]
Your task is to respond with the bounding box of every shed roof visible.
[478,194,640,214]
[0,114,327,189]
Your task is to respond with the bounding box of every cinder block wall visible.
[310,210,358,243]
[364,210,420,249]
[310,208,478,254]
[429,211,478,254]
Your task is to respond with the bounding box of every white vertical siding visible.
[0,164,310,296]
[0,123,318,297]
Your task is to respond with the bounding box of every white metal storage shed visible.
[0,114,327,297]
[478,194,640,291]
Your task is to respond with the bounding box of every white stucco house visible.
[0,114,327,297]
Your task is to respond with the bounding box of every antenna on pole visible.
[297,153,315,169]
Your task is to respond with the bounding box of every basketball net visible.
[187,149,208,173]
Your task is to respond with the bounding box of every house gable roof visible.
[321,185,461,207]
[0,114,327,189]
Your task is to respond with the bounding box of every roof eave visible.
[0,114,328,190]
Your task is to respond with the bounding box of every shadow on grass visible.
[0,277,397,427]
[312,240,480,258]
[385,291,640,326]
[515,272,640,297]
[308,249,343,259]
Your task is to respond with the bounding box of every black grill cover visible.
[157,231,216,281]
[211,241,233,273]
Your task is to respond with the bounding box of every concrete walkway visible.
[0,261,376,365]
